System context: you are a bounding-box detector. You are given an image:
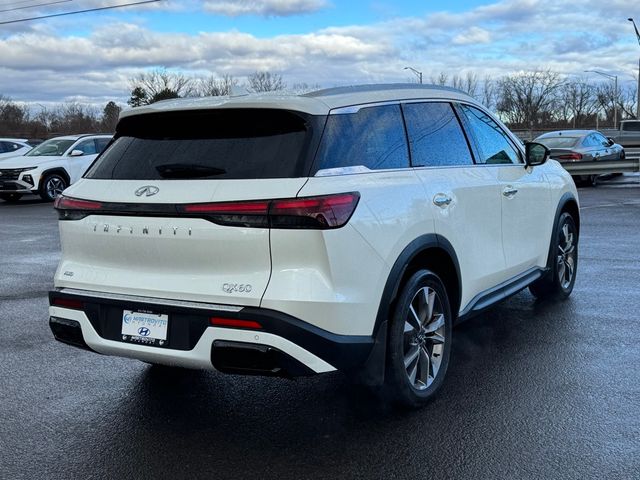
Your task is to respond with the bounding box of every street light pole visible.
[404,66,423,84]
[585,70,618,129]
[629,18,640,119]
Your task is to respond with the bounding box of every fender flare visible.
[38,168,71,191]
[355,233,461,386]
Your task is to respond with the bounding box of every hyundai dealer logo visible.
[135,185,160,197]
[137,327,151,337]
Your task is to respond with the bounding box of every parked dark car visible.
[534,130,625,186]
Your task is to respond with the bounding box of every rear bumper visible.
[48,289,383,381]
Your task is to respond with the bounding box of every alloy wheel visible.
[46,177,66,199]
[557,221,576,289]
[403,286,446,390]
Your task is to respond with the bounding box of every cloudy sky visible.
[1,0,639,106]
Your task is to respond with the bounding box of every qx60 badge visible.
[135,185,160,197]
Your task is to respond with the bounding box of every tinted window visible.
[95,138,111,153]
[537,137,579,148]
[75,139,98,155]
[622,122,640,132]
[86,109,319,180]
[313,104,409,173]
[593,133,609,146]
[459,105,521,164]
[0,142,6,153]
[403,102,473,167]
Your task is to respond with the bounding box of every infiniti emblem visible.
[135,185,160,197]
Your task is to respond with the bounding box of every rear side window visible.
[459,105,521,165]
[622,122,640,132]
[402,102,473,167]
[313,104,409,173]
[86,109,319,180]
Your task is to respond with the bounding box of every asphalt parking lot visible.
[1,178,639,480]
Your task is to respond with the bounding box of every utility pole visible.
[629,18,640,119]
[404,66,423,84]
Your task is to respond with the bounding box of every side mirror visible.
[69,149,84,157]
[525,142,549,167]
[606,137,615,146]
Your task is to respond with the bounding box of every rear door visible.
[458,104,551,277]
[404,101,506,311]
[55,109,321,307]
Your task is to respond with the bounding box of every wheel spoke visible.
[424,313,444,333]
[425,332,445,345]
[557,257,566,284]
[417,347,430,387]
[422,288,435,325]
[407,305,421,331]
[404,345,420,369]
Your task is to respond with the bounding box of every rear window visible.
[622,122,640,132]
[312,104,409,173]
[537,137,579,148]
[86,109,320,180]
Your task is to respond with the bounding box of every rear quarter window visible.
[313,104,409,173]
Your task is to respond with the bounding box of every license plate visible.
[121,310,169,346]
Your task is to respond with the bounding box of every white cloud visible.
[202,0,329,17]
[452,27,491,45]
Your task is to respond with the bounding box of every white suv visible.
[48,85,579,407]
[0,134,111,202]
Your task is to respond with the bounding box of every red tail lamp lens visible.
[210,317,263,329]
[181,201,269,215]
[270,192,360,228]
[556,153,583,161]
[52,298,84,310]
[54,195,103,210]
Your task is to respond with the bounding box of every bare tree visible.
[128,68,194,106]
[496,70,564,128]
[290,82,322,94]
[594,82,622,127]
[50,103,100,134]
[559,79,597,128]
[451,72,479,98]
[430,72,448,86]
[247,71,286,93]
[618,82,638,120]
[481,76,496,111]
[196,74,239,97]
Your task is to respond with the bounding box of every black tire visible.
[383,269,453,408]
[39,173,67,201]
[529,212,578,300]
[0,193,23,203]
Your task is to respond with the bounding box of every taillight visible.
[210,317,263,329]
[51,297,84,310]
[179,200,270,228]
[270,193,360,228]
[555,153,583,161]
[54,195,103,220]
[178,192,360,229]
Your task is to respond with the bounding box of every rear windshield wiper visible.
[155,164,227,179]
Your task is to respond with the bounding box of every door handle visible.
[433,193,452,207]
[502,186,518,198]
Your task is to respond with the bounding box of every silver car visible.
[534,130,625,185]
